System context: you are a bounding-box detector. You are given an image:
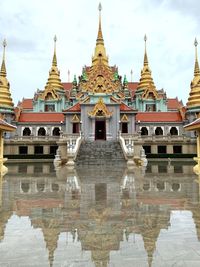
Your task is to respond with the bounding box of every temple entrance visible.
[95,119,106,140]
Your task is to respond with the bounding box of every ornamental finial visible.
[144,34,147,42]
[194,37,198,47]
[98,2,102,12]
[52,35,57,67]
[194,38,200,76]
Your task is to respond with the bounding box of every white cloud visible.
[0,0,199,105]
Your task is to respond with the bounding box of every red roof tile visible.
[128,82,138,98]
[62,82,72,91]
[64,103,81,112]
[167,98,182,110]
[20,99,33,110]
[136,112,183,122]
[120,103,135,111]
[18,113,64,122]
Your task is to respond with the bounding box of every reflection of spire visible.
[42,222,60,267]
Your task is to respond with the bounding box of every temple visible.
[0,3,199,163]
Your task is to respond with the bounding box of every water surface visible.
[0,160,200,267]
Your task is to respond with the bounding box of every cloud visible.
[0,0,199,105]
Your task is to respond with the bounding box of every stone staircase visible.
[75,140,126,166]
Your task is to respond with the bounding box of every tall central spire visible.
[92,3,108,66]
[96,3,104,45]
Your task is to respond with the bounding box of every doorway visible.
[95,120,106,140]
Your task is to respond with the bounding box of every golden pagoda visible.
[79,3,122,94]
[40,36,64,100]
[137,35,158,99]
[187,38,200,111]
[0,39,14,112]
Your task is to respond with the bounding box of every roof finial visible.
[0,39,7,77]
[130,69,133,82]
[194,37,200,76]
[52,35,57,67]
[97,2,104,44]
[144,34,148,66]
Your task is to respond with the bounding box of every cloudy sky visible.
[0,0,199,105]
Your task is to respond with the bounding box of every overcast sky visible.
[0,0,199,105]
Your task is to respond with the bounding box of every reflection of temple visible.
[1,160,199,266]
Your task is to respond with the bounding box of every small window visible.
[170,127,178,135]
[21,182,30,193]
[158,146,166,154]
[52,183,59,192]
[155,127,163,135]
[50,145,58,155]
[37,182,45,192]
[173,146,182,154]
[45,104,55,111]
[19,146,28,155]
[158,165,167,173]
[174,165,183,173]
[38,127,46,136]
[73,123,79,134]
[143,145,151,154]
[156,182,165,191]
[34,146,43,154]
[34,164,43,173]
[52,127,60,136]
[122,122,128,133]
[18,164,28,173]
[172,183,180,191]
[23,127,31,136]
[141,127,148,136]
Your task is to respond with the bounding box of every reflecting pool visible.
[0,160,200,267]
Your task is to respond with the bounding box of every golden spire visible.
[92,3,108,66]
[42,36,64,95]
[187,38,200,110]
[52,35,57,67]
[194,38,200,76]
[0,39,7,77]
[144,34,148,66]
[0,39,14,110]
[137,35,157,93]
[96,3,103,45]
